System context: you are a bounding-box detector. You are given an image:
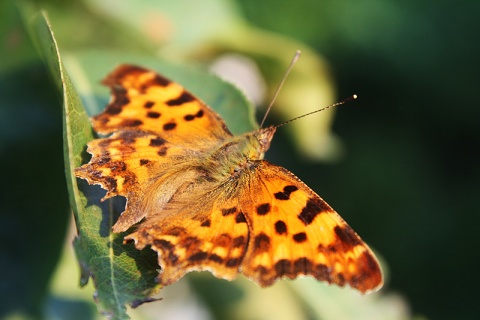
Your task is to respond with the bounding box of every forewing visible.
[93,64,232,144]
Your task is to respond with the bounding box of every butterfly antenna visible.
[275,94,358,129]
[259,50,302,128]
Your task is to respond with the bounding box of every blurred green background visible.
[1,0,479,319]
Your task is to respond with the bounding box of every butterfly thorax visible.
[200,126,276,180]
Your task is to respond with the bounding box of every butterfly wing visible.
[238,161,383,293]
[126,189,249,285]
[75,65,233,232]
[93,64,232,144]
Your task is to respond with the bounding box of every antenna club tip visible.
[352,94,358,99]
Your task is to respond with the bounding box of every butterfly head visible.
[254,126,277,156]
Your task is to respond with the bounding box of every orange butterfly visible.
[75,64,383,293]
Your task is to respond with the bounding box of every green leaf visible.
[28,11,161,319]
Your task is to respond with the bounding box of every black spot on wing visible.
[139,74,170,92]
[105,101,125,116]
[184,114,195,121]
[144,101,155,109]
[147,111,161,118]
[235,212,247,223]
[104,65,146,84]
[221,207,237,216]
[109,161,127,172]
[104,176,117,193]
[275,259,292,277]
[314,264,331,281]
[184,109,205,121]
[255,266,269,277]
[256,203,271,215]
[149,137,167,146]
[298,197,330,226]
[294,257,313,273]
[189,251,208,262]
[166,91,195,106]
[121,119,143,127]
[166,227,186,236]
[209,254,223,264]
[233,236,246,247]
[117,130,148,141]
[226,258,241,268]
[201,219,211,227]
[103,86,129,116]
[293,232,307,243]
[163,122,177,131]
[153,239,179,265]
[153,239,173,250]
[97,156,111,164]
[254,233,270,252]
[152,74,170,87]
[274,220,288,235]
[334,225,361,249]
[122,130,143,138]
[274,185,299,200]
[183,237,201,249]
[336,273,346,286]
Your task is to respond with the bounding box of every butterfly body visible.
[198,127,274,180]
[75,65,383,293]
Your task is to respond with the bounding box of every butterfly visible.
[75,64,383,293]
